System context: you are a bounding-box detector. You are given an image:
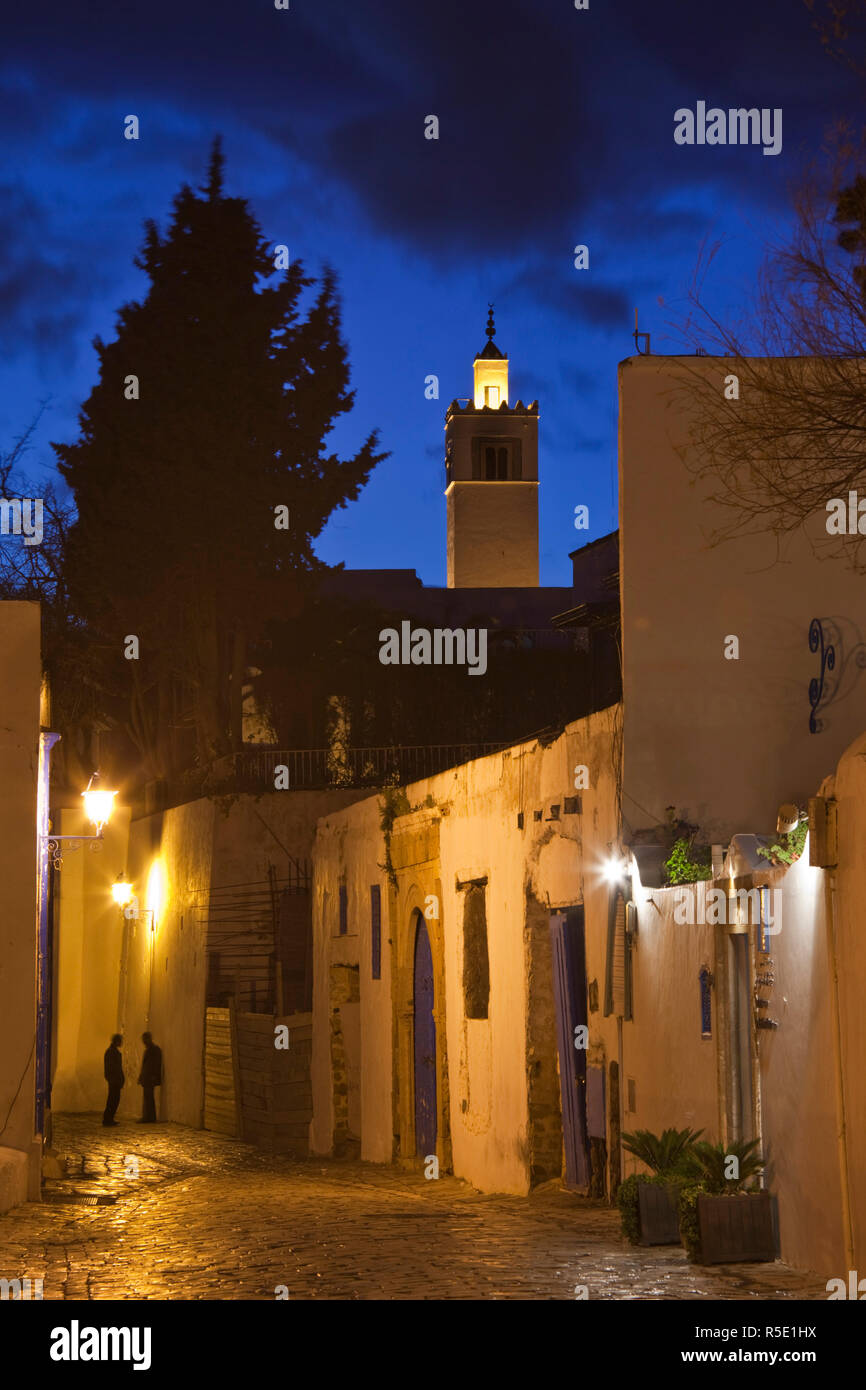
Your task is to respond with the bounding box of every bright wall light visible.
[111,875,134,909]
[146,858,166,924]
[81,774,117,832]
[601,853,629,884]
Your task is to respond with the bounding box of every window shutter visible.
[699,966,712,1037]
[370,885,381,979]
[604,888,634,1020]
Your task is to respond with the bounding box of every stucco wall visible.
[755,849,846,1277]
[446,482,539,588]
[311,707,624,1195]
[311,795,389,1160]
[0,602,41,1207]
[52,804,133,1112]
[619,355,866,842]
[621,879,720,1164]
[54,788,366,1129]
[828,735,866,1275]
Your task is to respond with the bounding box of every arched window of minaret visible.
[485,446,496,479]
[485,385,500,408]
[497,447,508,480]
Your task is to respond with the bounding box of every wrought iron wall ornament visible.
[43,835,105,870]
[809,618,836,733]
[809,616,866,733]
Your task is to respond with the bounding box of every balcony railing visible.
[133,741,507,816]
[233,743,505,791]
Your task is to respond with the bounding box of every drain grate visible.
[42,1192,117,1206]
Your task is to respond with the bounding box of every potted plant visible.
[679,1138,776,1264]
[617,1127,702,1246]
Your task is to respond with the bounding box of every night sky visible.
[1,1,860,585]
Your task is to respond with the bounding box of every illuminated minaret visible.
[444,306,539,587]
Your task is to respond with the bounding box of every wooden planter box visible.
[637,1181,681,1245]
[696,1192,776,1264]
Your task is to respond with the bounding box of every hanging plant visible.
[756,818,808,866]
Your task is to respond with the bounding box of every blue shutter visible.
[371,885,381,979]
[339,884,348,936]
[699,966,712,1038]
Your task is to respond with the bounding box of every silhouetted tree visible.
[55,139,385,782]
[669,157,866,568]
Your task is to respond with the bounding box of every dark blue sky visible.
[1,0,860,585]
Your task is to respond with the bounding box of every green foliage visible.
[663,837,713,885]
[621,1126,704,1176]
[616,1174,643,1244]
[677,1182,708,1261]
[379,786,411,890]
[682,1138,764,1193]
[756,818,808,865]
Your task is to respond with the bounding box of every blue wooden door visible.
[413,916,437,1156]
[550,909,590,1188]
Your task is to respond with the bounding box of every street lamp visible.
[81,773,117,834]
[43,770,119,868]
[111,873,135,909]
[601,852,630,884]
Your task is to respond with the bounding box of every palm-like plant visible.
[621,1126,704,1177]
[683,1138,764,1193]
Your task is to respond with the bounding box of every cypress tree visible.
[55,139,385,780]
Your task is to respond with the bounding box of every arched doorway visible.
[413,913,437,1156]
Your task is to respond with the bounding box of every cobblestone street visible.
[0,1116,828,1301]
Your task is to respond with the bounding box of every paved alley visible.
[0,1116,828,1301]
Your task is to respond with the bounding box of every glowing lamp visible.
[601,855,629,884]
[111,874,134,909]
[81,773,117,833]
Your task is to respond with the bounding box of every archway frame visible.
[390,878,451,1172]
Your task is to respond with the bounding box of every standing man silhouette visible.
[102,1034,124,1126]
[137,1032,163,1123]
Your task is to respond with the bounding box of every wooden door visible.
[413,916,438,1157]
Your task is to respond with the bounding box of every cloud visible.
[0,183,107,359]
[504,262,631,331]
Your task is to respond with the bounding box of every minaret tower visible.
[445,306,539,587]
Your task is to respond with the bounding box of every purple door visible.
[413,916,437,1156]
[550,909,591,1188]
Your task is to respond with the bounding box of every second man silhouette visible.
[137,1032,163,1123]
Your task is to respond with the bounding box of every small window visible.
[370,885,381,979]
[461,880,490,1019]
[699,966,713,1038]
[497,446,508,479]
[485,446,496,479]
[339,884,348,936]
[485,385,499,408]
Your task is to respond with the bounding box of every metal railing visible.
[234,742,505,791]
[130,742,508,817]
